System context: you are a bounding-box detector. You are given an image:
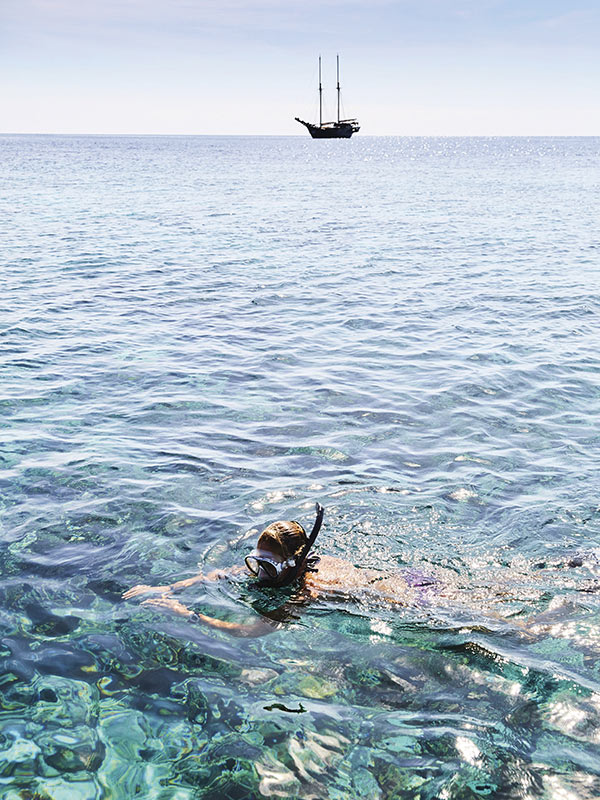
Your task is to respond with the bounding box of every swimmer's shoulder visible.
[306,555,371,585]
[312,554,353,575]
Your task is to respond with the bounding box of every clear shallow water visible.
[1,134,600,799]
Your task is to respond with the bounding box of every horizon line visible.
[1,132,599,138]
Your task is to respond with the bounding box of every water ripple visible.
[1,135,599,798]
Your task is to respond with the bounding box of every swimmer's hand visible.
[122,584,172,600]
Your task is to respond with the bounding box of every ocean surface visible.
[1,134,600,799]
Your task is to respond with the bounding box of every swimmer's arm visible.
[192,612,280,638]
[122,566,244,600]
[142,596,283,638]
[172,565,245,590]
[122,582,173,600]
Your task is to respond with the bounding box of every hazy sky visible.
[2,0,599,134]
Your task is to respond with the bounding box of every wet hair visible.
[257,521,308,563]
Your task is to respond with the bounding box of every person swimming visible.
[122,502,594,638]
[122,503,443,637]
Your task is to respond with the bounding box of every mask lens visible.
[260,560,279,578]
[245,556,260,575]
[246,554,282,579]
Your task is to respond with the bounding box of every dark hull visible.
[307,124,354,139]
[295,118,359,138]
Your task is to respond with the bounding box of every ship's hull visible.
[295,118,359,139]
[307,123,354,139]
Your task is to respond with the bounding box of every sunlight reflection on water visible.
[0,135,599,798]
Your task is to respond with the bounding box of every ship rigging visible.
[295,55,360,139]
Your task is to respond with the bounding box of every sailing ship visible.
[295,56,360,139]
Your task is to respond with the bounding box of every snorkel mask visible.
[245,503,324,587]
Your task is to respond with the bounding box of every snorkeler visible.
[122,502,443,637]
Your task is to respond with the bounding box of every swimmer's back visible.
[304,555,418,604]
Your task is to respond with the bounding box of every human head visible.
[245,504,324,586]
[245,520,308,585]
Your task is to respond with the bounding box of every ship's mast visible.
[319,55,322,127]
[337,54,340,124]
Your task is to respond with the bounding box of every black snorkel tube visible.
[277,502,324,587]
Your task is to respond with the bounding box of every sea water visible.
[1,134,599,799]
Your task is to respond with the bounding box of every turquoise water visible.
[1,134,600,799]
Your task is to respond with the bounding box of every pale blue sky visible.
[2,0,599,134]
